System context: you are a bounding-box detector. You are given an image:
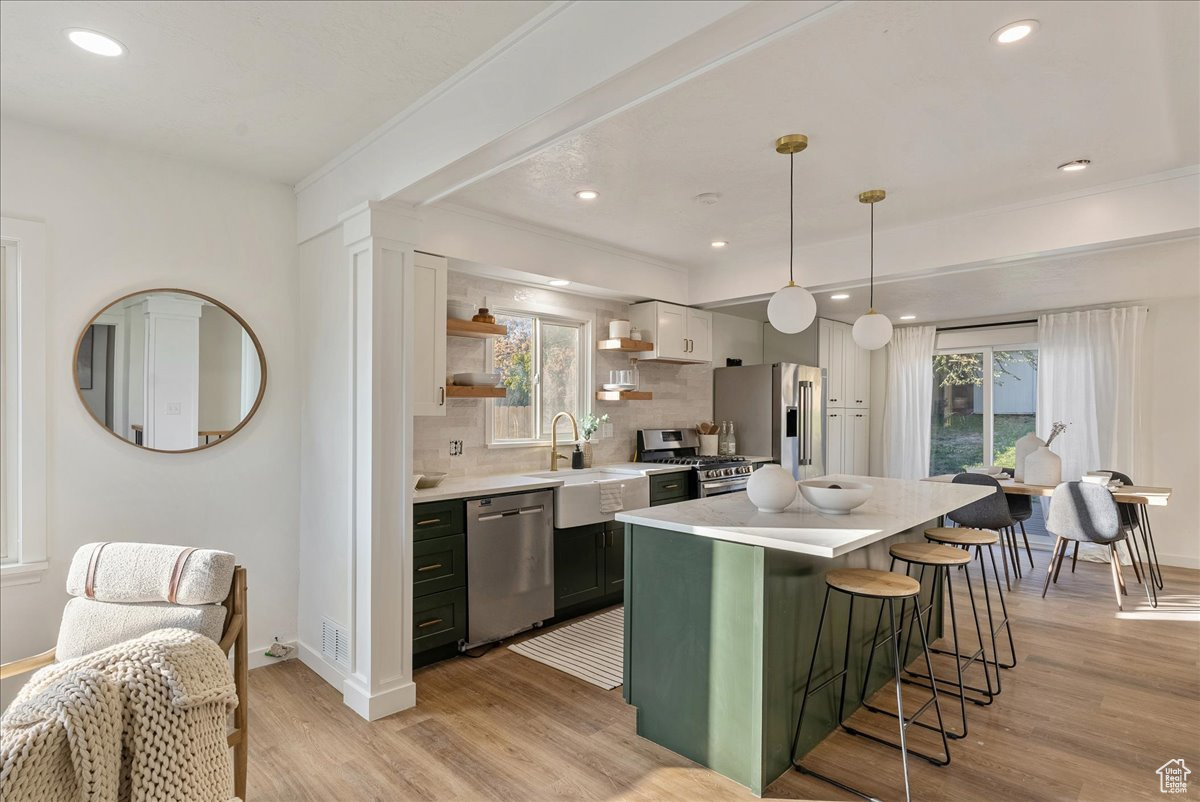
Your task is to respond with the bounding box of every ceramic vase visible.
[746,464,797,513]
[698,434,719,456]
[1024,445,1061,487]
[581,440,594,469]
[1013,432,1045,482]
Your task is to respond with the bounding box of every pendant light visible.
[766,134,817,334]
[851,189,893,350]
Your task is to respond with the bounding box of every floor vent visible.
[320,617,351,669]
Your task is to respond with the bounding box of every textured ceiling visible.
[0,0,550,183]
[448,1,1199,272]
[713,237,1200,325]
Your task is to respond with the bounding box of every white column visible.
[339,201,419,720]
[141,295,203,451]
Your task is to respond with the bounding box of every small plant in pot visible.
[579,414,609,468]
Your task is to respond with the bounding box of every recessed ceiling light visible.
[65,28,125,57]
[547,279,571,287]
[991,19,1038,45]
[574,189,599,200]
[1057,159,1091,172]
[900,314,917,321]
[711,240,728,248]
[830,293,850,300]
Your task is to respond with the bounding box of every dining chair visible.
[1004,493,1036,570]
[948,473,1022,587]
[1042,481,1151,610]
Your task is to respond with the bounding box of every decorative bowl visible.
[798,479,873,515]
[448,300,474,320]
[602,383,637,391]
[416,472,448,489]
[965,465,1004,477]
[412,474,424,491]
[452,372,503,387]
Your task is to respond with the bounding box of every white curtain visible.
[1037,307,1148,483]
[882,325,937,479]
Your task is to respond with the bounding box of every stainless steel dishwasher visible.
[465,490,554,649]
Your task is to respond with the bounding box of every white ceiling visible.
[447,1,1200,273]
[713,236,1200,325]
[0,0,549,183]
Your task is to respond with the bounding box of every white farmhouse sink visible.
[524,469,650,528]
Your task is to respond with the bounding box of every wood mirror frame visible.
[73,288,267,453]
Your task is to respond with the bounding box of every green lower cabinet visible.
[412,587,467,654]
[603,521,624,596]
[554,524,605,611]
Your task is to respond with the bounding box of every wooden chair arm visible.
[0,648,56,680]
[218,614,244,654]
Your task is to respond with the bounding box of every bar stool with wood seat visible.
[867,541,996,739]
[791,568,950,802]
[923,526,1017,687]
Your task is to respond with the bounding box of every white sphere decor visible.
[767,283,816,334]
[852,311,893,350]
[746,464,798,513]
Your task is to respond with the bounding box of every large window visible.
[489,310,590,445]
[930,347,1038,474]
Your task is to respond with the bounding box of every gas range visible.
[636,429,759,498]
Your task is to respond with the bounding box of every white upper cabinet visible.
[817,318,870,410]
[686,307,713,362]
[412,251,448,417]
[629,301,712,363]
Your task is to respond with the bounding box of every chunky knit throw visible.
[1,628,238,802]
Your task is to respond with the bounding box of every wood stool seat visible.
[924,527,998,546]
[890,541,972,566]
[826,568,920,599]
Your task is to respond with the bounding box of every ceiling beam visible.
[294,0,842,244]
[688,167,1200,306]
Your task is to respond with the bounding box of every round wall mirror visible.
[74,289,266,452]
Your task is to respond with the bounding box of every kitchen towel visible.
[599,482,624,513]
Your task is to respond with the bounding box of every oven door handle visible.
[701,477,749,496]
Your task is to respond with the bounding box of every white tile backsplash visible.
[414,272,713,477]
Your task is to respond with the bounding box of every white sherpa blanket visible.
[1,628,238,802]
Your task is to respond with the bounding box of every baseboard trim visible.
[298,641,348,690]
[342,675,417,721]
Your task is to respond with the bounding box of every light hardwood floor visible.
[249,557,1199,801]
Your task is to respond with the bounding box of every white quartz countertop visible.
[615,475,991,558]
[412,462,690,504]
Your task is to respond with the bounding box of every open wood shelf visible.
[596,337,653,352]
[595,390,653,401]
[447,318,508,339]
[445,385,507,399]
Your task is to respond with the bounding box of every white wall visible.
[295,228,353,680]
[0,119,301,704]
[1143,295,1200,568]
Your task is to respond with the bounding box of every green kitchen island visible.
[616,474,990,796]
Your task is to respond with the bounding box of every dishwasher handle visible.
[475,504,546,522]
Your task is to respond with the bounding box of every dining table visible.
[924,473,1172,605]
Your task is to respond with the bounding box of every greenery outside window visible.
[488,310,591,446]
[930,346,1038,474]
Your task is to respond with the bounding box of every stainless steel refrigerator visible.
[713,363,824,480]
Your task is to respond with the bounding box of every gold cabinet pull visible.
[417,618,444,629]
[416,518,441,526]
[663,483,680,490]
[416,563,443,572]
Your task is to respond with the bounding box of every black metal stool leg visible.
[790,586,831,763]
[975,545,1003,695]
[986,544,1017,669]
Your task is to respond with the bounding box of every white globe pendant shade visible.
[852,310,893,350]
[767,283,817,334]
